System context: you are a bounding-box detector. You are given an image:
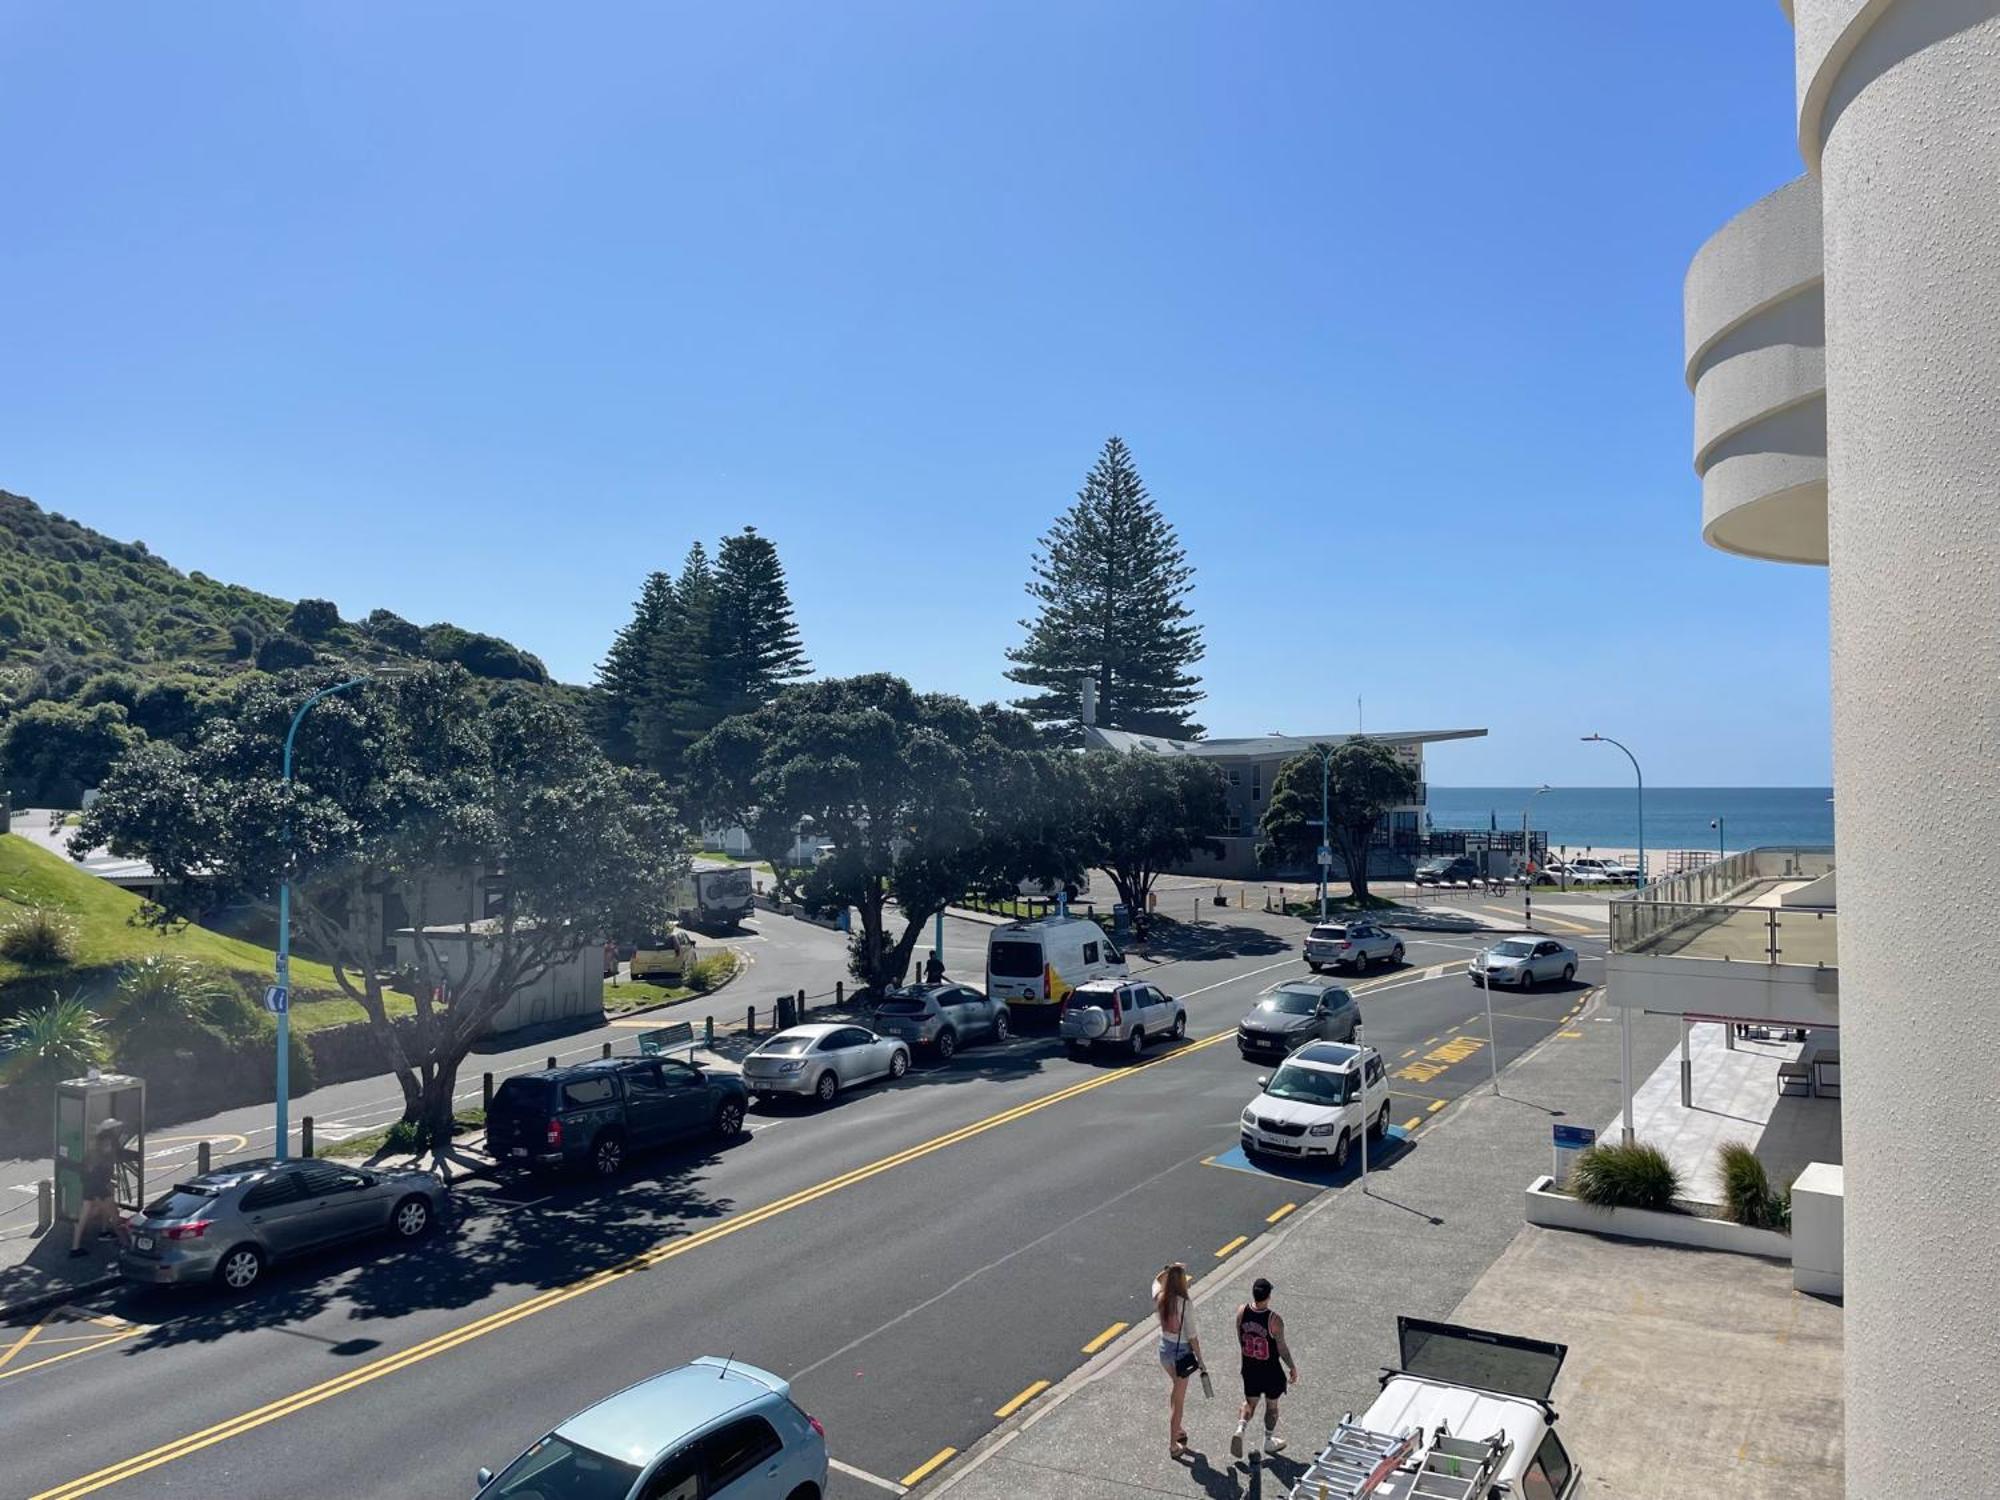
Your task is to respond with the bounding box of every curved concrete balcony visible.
[1684,176,1828,565]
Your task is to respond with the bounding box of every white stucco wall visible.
[1796,0,2000,1489]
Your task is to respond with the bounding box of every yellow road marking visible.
[1424,1036,1440,1045]
[0,1314,50,1373]
[1082,1321,1129,1355]
[994,1379,1050,1418]
[0,1329,140,1384]
[1447,1024,1461,1033]
[901,1448,957,1487]
[1559,1030,1583,1039]
[33,1030,1235,1500]
[1265,1202,1297,1225]
[1215,1235,1248,1258]
[1428,1099,1447,1113]
[1402,1117,1422,1131]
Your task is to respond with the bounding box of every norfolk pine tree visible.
[1006,436,1204,740]
[595,569,674,765]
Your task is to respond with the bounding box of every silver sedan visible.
[1469,937,1579,989]
[742,1022,911,1106]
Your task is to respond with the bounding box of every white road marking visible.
[830,1458,908,1494]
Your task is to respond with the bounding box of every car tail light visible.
[806,1414,825,1439]
[1339,940,1352,950]
[1109,996,1122,1026]
[163,1220,210,1241]
[545,1117,563,1148]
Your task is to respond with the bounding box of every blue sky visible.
[0,3,1825,785]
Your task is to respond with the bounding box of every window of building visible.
[1251,764,1262,801]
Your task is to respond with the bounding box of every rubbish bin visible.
[1112,903,1130,933]
[775,994,797,1031]
[53,1072,146,1222]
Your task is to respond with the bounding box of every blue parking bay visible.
[1204,1128,1412,1185]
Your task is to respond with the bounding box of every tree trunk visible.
[1340,818,1378,901]
[416,1056,462,1161]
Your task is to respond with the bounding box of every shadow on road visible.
[1139,920,1293,964]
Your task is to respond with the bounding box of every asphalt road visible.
[2,916,1606,1500]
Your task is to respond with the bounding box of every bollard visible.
[301,1116,314,1159]
[36,1178,52,1234]
[705,1014,716,1049]
[602,1041,613,1060]
[835,980,844,1008]
[747,1004,756,1035]
[547,1056,558,1072]
[198,1141,212,1175]
[797,988,806,1021]
[483,1072,494,1110]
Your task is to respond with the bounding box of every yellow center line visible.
[1081,1321,1129,1355]
[1264,1202,1297,1225]
[901,1448,958,1487]
[0,1314,50,1373]
[1215,1235,1248,1259]
[994,1379,1051,1418]
[33,1030,1236,1500]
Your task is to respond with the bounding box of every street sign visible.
[1552,1124,1597,1149]
[1317,845,1333,868]
[262,984,289,1015]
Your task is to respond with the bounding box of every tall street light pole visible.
[1711,816,1726,864]
[1583,732,1643,1144]
[1521,783,1551,930]
[276,671,403,1160]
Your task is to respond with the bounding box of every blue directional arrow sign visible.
[263,984,290,1015]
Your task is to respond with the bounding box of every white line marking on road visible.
[1178,958,1303,999]
[831,1458,909,1494]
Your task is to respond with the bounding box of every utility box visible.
[53,1073,146,1221]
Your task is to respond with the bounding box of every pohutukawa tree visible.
[1259,738,1420,900]
[77,667,685,1155]
[1081,750,1228,920]
[1007,436,1205,741]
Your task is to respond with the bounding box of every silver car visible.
[1304,920,1405,974]
[1237,977,1360,1059]
[742,1022,910,1106]
[1469,937,1579,989]
[872,983,1010,1059]
[1059,979,1186,1057]
[119,1158,447,1293]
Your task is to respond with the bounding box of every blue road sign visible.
[263,984,289,1015]
[1552,1124,1596,1150]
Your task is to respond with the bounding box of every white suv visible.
[1059,980,1186,1058]
[1304,920,1404,974]
[1239,1042,1392,1168]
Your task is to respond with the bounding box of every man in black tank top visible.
[1230,1276,1300,1461]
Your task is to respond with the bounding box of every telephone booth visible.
[53,1073,146,1221]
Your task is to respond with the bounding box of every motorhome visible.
[984,914,1127,1008]
[674,864,755,929]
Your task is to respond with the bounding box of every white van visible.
[985,915,1128,1008]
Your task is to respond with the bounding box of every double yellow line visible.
[34,1028,1232,1499]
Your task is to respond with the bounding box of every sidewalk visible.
[0,1202,122,1321]
[926,998,1708,1499]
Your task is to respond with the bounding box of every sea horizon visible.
[1425,785,1834,853]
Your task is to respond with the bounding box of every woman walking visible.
[1153,1262,1203,1458]
[68,1121,133,1258]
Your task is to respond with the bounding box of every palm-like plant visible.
[0,996,108,1087]
[0,908,80,965]
[104,954,230,1040]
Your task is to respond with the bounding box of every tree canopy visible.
[1081,750,1228,919]
[76,667,685,1152]
[1006,437,1204,740]
[1260,738,1420,899]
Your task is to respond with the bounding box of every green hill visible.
[0,832,407,1033]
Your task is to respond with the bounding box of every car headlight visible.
[1240,1107,1257,1125]
[778,1060,804,1074]
[1308,1121,1339,1137]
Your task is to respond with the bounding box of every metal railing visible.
[1610,847,1836,964]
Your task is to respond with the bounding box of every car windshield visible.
[142,1187,217,1219]
[1259,990,1319,1016]
[1492,940,1535,958]
[1070,990,1118,1010]
[760,1035,815,1055]
[1265,1064,1353,1106]
[483,1434,642,1500]
[988,940,1042,978]
[876,999,930,1015]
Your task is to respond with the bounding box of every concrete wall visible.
[1801,2,2000,1488]
[1604,953,1838,1031]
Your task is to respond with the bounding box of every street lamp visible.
[1582,732,1643,1144]
[1711,816,1726,864]
[1521,784,1551,930]
[274,667,411,1160]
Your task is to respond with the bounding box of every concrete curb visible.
[1,1271,119,1323]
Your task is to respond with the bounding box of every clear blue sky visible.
[0,3,1825,786]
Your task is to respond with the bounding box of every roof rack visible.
[1288,1417,1511,1500]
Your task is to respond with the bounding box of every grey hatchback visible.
[1237,977,1361,1060]
[120,1158,447,1293]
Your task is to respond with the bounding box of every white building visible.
[1679,6,2000,1488]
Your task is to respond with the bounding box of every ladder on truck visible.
[1289,1418,1511,1500]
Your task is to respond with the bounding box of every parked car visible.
[485,1057,750,1177]
[476,1356,828,1500]
[1563,858,1621,885]
[1237,977,1360,1060]
[1238,1041,1391,1168]
[631,929,699,982]
[872,982,1010,1059]
[1414,856,1481,886]
[742,1023,910,1107]
[1468,937,1579,989]
[119,1158,447,1293]
[1304,919,1404,973]
[1058,979,1186,1058]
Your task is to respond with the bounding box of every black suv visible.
[485,1057,750,1178]
[1414,856,1481,886]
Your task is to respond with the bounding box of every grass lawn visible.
[0,834,412,1033]
[603,951,741,1015]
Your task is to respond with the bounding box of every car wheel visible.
[215,1244,264,1293]
[715,1099,746,1137]
[1392,945,1405,965]
[935,1028,957,1062]
[784,1484,823,1500]
[590,1131,624,1178]
[1306,961,1322,974]
[1170,1011,1186,1040]
[889,1047,910,1080]
[1330,1131,1351,1169]
[1128,1027,1146,1057]
[391,1195,432,1240]
[815,1070,839,1106]
[1562,963,1576,984]
[991,1008,1011,1044]
[1370,1103,1390,1140]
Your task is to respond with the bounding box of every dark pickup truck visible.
[484,1056,749,1178]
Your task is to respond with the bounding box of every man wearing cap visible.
[1230,1276,1299,1460]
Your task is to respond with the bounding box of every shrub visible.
[255,633,316,671]
[0,995,106,1086]
[0,908,80,964]
[1718,1141,1790,1231]
[1569,1140,1681,1212]
[288,598,341,640]
[104,954,232,1038]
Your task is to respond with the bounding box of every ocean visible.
[1426,786,1834,854]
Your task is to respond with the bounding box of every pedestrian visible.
[1231,1276,1300,1460]
[924,951,945,985]
[1153,1261,1204,1459]
[68,1121,133,1258]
